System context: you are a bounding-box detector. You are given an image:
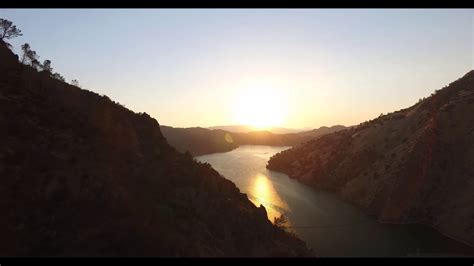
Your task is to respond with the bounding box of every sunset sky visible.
[1,9,472,129]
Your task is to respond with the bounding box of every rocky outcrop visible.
[0,40,311,256]
[267,70,474,247]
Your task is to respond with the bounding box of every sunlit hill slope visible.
[267,70,474,246]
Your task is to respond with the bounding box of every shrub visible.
[274,214,288,229]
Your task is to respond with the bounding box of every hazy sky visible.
[1,9,473,129]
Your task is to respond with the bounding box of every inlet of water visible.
[196,145,474,257]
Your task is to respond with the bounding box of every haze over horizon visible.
[1,9,472,129]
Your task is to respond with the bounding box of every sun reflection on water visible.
[249,173,290,225]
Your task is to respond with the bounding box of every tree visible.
[71,79,79,87]
[0,19,22,47]
[52,72,65,82]
[20,43,30,64]
[31,59,41,71]
[273,214,288,228]
[21,43,39,67]
[28,51,39,67]
[42,60,53,73]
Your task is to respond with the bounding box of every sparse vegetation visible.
[71,79,80,87]
[42,59,53,73]
[21,43,38,66]
[52,72,65,82]
[274,214,288,228]
[1,21,71,87]
[0,18,22,47]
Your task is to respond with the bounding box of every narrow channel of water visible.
[196,145,474,257]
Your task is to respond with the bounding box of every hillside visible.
[161,125,346,156]
[267,70,474,246]
[0,40,311,256]
[160,126,238,156]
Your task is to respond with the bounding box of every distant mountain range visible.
[267,70,474,247]
[208,125,309,134]
[161,125,346,156]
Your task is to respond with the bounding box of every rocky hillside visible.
[0,40,311,256]
[267,70,474,247]
[161,125,345,156]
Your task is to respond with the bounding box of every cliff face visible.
[161,125,346,156]
[0,41,311,256]
[267,71,474,246]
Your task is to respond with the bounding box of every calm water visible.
[196,145,474,257]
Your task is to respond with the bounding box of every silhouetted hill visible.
[161,125,346,156]
[209,125,305,134]
[267,70,474,247]
[232,125,346,146]
[160,126,238,156]
[0,40,311,256]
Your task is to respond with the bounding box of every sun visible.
[233,87,286,130]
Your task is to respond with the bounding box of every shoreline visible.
[269,168,474,254]
[194,144,293,157]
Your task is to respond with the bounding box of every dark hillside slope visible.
[268,70,474,246]
[0,41,310,256]
[160,126,238,156]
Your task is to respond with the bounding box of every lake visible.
[196,145,474,257]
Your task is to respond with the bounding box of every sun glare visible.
[233,87,286,129]
[250,174,289,222]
